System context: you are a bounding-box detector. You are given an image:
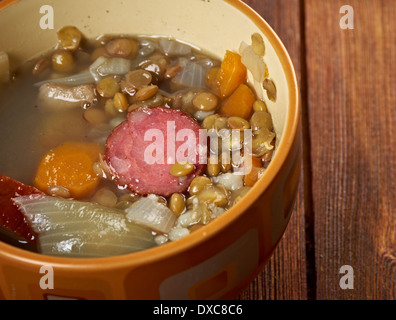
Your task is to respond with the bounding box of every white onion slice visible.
[212,173,244,191]
[89,56,131,82]
[36,83,97,110]
[159,38,192,56]
[172,59,207,88]
[168,227,190,241]
[126,197,176,234]
[34,70,94,87]
[13,195,155,257]
[34,56,132,87]
[239,41,267,83]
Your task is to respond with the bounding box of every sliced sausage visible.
[104,106,206,197]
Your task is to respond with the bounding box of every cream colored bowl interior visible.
[0,0,289,144]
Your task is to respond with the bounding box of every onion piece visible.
[125,197,176,234]
[159,38,192,56]
[13,195,155,257]
[34,56,132,87]
[172,58,209,88]
[36,82,97,110]
[0,51,10,84]
[90,56,132,82]
[168,227,190,241]
[34,70,94,87]
[212,173,244,191]
[239,41,267,83]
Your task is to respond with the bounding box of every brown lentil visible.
[106,38,139,59]
[214,116,229,132]
[51,50,75,73]
[206,155,221,177]
[91,46,110,61]
[227,116,251,130]
[115,201,133,210]
[219,151,232,173]
[251,33,265,56]
[118,192,140,203]
[252,129,275,157]
[97,76,120,98]
[57,26,82,51]
[250,111,273,131]
[127,104,140,113]
[170,161,195,177]
[196,185,229,207]
[164,65,182,79]
[113,92,129,112]
[169,193,185,216]
[83,108,107,125]
[201,114,220,130]
[263,78,277,102]
[253,100,267,112]
[139,54,168,80]
[189,176,212,196]
[104,99,118,117]
[135,85,158,101]
[192,92,219,111]
[120,80,137,96]
[32,58,51,75]
[92,187,118,208]
[125,70,152,89]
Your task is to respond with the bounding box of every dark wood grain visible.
[238,0,396,300]
[237,0,308,300]
[305,0,396,299]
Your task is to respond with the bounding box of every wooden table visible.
[237,0,396,300]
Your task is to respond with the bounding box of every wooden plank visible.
[237,0,308,300]
[305,0,396,299]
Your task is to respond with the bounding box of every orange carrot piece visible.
[244,156,265,187]
[34,142,104,199]
[216,51,247,99]
[219,83,255,119]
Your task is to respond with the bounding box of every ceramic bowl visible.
[0,0,300,299]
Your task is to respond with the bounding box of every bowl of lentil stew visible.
[0,0,300,299]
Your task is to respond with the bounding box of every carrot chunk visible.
[244,156,265,187]
[216,51,247,99]
[219,84,255,119]
[34,142,104,199]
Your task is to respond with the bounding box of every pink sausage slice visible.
[104,106,206,197]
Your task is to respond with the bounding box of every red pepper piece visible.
[0,174,43,243]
